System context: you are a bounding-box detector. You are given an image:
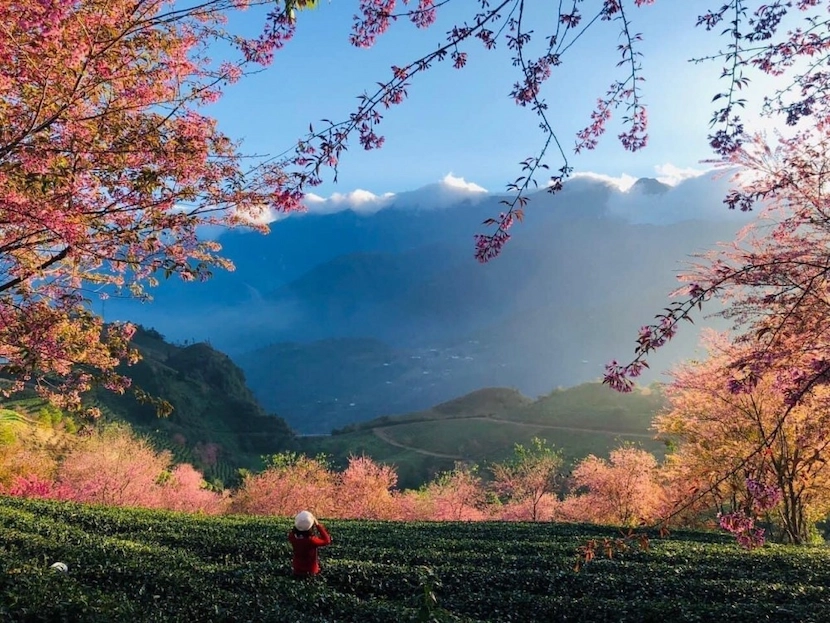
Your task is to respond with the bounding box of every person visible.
[288,510,331,578]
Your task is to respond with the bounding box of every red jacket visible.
[288,523,331,575]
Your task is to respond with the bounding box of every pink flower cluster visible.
[718,478,782,549]
[5,475,71,501]
[474,212,514,263]
[746,477,783,511]
[351,0,398,48]
[238,11,295,66]
[603,360,646,393]
[718,510,767,549]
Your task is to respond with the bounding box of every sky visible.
[204,0,787,199]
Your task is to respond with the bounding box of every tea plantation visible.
[1,496,829,622]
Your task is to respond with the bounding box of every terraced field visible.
[303,384,666,488]
[2,496,829,622]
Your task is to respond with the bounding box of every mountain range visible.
[104,172,752,433]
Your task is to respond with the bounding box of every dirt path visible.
[372,427,464,459]
[466,416,655,439]
[371,415,654,458]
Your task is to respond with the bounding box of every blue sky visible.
[206,1,773,197]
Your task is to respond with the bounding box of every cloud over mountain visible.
[302,173,488,215]
[234,163,741,227]
[303,188,396,214]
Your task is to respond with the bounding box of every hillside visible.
[90,327,297,485]
[235,216,731,433]
[0,332,664,491]
[3,496,828,622]
[301,383,666,489]
[103,175,749,433]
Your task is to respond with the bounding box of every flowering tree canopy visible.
[566,445,663,526]
[656,331,830,544]
[491,437,562,522]
[5,0,830,409]
[0,0,294,407]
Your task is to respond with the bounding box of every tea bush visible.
[1,496,829,622]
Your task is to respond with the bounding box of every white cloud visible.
[394,173,489,209]
[568,171,638,192]
[303,189,396,214]
[653,163,710,186]
[604,168,752,224]
[440,173,487,194]
[569,164,711,193]
[299,173,488,214]
[203,164,742,234]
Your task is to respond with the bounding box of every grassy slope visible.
[98,328,299,485]
[1,496,828,622]
[303,384,666,489]
[0,328,297,487]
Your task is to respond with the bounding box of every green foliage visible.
[265,451,331,470]
[306,383,664,489]
[522,383,665,433]
[1,496,830,622]
[90,326,297,486]
[0,399,78,439]
[510,437,560,466]
[414,566,445,623]
[36,405,62,427]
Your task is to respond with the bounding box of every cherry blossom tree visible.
[423,462,488,521]
[159,463,227,515]
[656,331,830,544]
[562,445,663,526]
[0,474,72,501]
[335,454,399,519]
[491,437,562,522]
[0,0,294,406]
[57,425,170,507]
[230,452,335,517]
[390,488,433,521]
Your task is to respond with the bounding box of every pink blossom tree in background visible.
[230,452,335,517]
[57,425,170,508]
[422,462,488,521]
[159,463,227,515]
[335,455,399,519]
[389,488,434,521]
[491,438,562,522]
[1,474,72,501]
[561,445,663,526]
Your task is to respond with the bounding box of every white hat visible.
[294,510,316,531]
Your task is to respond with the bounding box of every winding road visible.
[371,415,655,458]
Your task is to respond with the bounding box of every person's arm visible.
[310,522,331,546]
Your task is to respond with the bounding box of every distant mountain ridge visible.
[104,174,751,433]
